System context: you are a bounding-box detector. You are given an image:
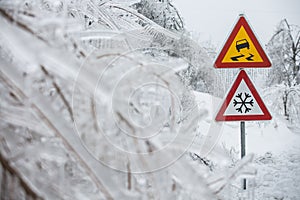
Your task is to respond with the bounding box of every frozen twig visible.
[127,162,132,190]
[0,63,115,200]
[0,8,46,43]
[209,154,255,194]
[0,151,43,199]
[90,96,100,133]
[40,65,74,122]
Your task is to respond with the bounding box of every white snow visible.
[0,1,299,199]
[193,91,300,199]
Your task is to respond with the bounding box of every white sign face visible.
[224,79,263,116]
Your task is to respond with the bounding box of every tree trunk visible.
[283,92,289,120]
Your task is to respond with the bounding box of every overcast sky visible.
[173,0,300,48]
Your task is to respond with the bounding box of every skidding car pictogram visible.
[236,39,250,52]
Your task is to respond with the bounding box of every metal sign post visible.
[240,121,246,190]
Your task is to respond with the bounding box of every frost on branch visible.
[0,0,251,199]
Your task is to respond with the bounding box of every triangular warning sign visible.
[214,15,271,68]
[215,70,272,121]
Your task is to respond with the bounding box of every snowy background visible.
[0,0,299,199]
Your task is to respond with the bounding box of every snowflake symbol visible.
[233,92,254,113]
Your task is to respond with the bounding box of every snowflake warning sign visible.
[215,70,272,121]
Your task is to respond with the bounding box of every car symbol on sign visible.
[236,39,250,52]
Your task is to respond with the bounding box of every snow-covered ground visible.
[194,91,300,199]
[0,1,298,199]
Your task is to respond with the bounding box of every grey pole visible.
[241,121,246,190]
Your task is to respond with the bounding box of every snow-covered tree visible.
[267,19,300,87]
[266,19,300,121]
[132,0,215,93]
[132,0,184,32]
[0,1,255,199]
